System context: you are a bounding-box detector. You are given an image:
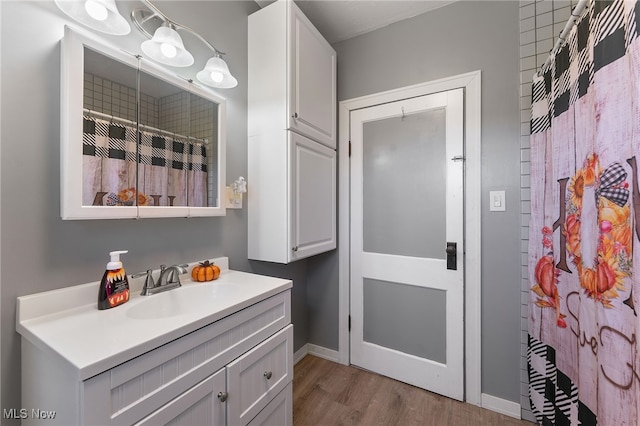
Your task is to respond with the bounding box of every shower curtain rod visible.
[538,0,589,76]
[83,108,209,145]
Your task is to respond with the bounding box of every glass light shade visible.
[141,26,194,67]
[55,0,131,35]
[196,56,238,89]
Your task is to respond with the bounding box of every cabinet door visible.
[290,133,337,261]
[247,383,292,426]
[135,368,226,426]
[289,4,336,149]
[226,325,293,425]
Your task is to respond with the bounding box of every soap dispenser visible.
[98,250,130,310]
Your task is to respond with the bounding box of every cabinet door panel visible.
[289,6,336,148]
[290,133,336,261]
[227,325,294,425]
[135,368,226,426]
[247,383,292,426]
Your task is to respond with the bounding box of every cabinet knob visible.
[217,391,228,402]
[292,112,299,119]
[292,246,298,252]
[263,371,273,380]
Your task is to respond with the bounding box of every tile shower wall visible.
[83,72,159,127]
[159,92,189,136]
[519,0,577,422]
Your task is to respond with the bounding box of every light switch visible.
[489,190,506,211]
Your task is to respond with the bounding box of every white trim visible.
[338,70,482,405]
[294,344,309,365]
[481,393,522,419]
[294,344,341,365]
[0,0,3,411]
[307,344,340,363]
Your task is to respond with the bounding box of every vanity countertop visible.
[16,257,292,381]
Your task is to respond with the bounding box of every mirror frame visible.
[61,26,227,219]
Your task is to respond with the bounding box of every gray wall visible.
[306,1,523,403]
[0,0,310,417]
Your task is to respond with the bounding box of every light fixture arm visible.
[137,0,226,56]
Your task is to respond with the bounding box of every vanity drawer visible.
[134,368,226,426]
[227,325,294,425]
[83,290,291,426]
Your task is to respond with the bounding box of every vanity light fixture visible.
[132,0,238,88]
[141,23,194,67]
[55,0,131,35]
[196,53,238,89]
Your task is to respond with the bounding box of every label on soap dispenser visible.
[99,267,130,309]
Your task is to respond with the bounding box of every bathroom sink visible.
[126,283,237,320]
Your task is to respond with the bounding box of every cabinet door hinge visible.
[349,141,351,157]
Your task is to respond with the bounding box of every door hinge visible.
[349,141,352,157]
[348,315,351,331]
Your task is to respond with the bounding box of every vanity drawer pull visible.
[218,391,228,402]
[263,371,273,380]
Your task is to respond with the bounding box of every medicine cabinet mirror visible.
[61,26,226,219]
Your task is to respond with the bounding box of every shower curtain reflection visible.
[82,114,207,207]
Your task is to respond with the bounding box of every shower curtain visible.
[528,1,640,424]
[82,116,208,207]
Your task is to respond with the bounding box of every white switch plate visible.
[489,190,506,211]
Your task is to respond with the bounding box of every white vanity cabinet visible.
[248,0,337,264]
[135,325,294,426]
[18,266,293,426]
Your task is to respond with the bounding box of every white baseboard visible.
[294,345,309,365]
[307,344,340,362]
[481,393,521,419]
[293,343,340,365]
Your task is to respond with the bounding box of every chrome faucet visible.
[133,264,188,296]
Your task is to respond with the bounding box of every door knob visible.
[446,242,457,270]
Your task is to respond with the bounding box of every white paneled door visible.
[350,88,464,400]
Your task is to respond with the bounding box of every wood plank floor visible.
[293,355,534,426]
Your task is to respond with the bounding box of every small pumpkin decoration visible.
[191,260,221,282]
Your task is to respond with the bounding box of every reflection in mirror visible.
[137,68,190,207]
[82,46,138,208]
[62,27,226,219]
[189,92,218,207]
[81,46,222,210]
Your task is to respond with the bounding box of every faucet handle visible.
[133,269,156,296]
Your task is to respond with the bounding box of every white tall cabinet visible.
[248,0,337,264]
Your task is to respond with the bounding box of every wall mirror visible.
[61,26,226,219]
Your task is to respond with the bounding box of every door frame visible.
[337,70,482,405]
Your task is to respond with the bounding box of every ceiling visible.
[255,0,456,44]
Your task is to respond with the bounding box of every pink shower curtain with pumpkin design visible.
[528,1,640,424]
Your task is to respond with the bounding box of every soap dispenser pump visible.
[98,250,130,310]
